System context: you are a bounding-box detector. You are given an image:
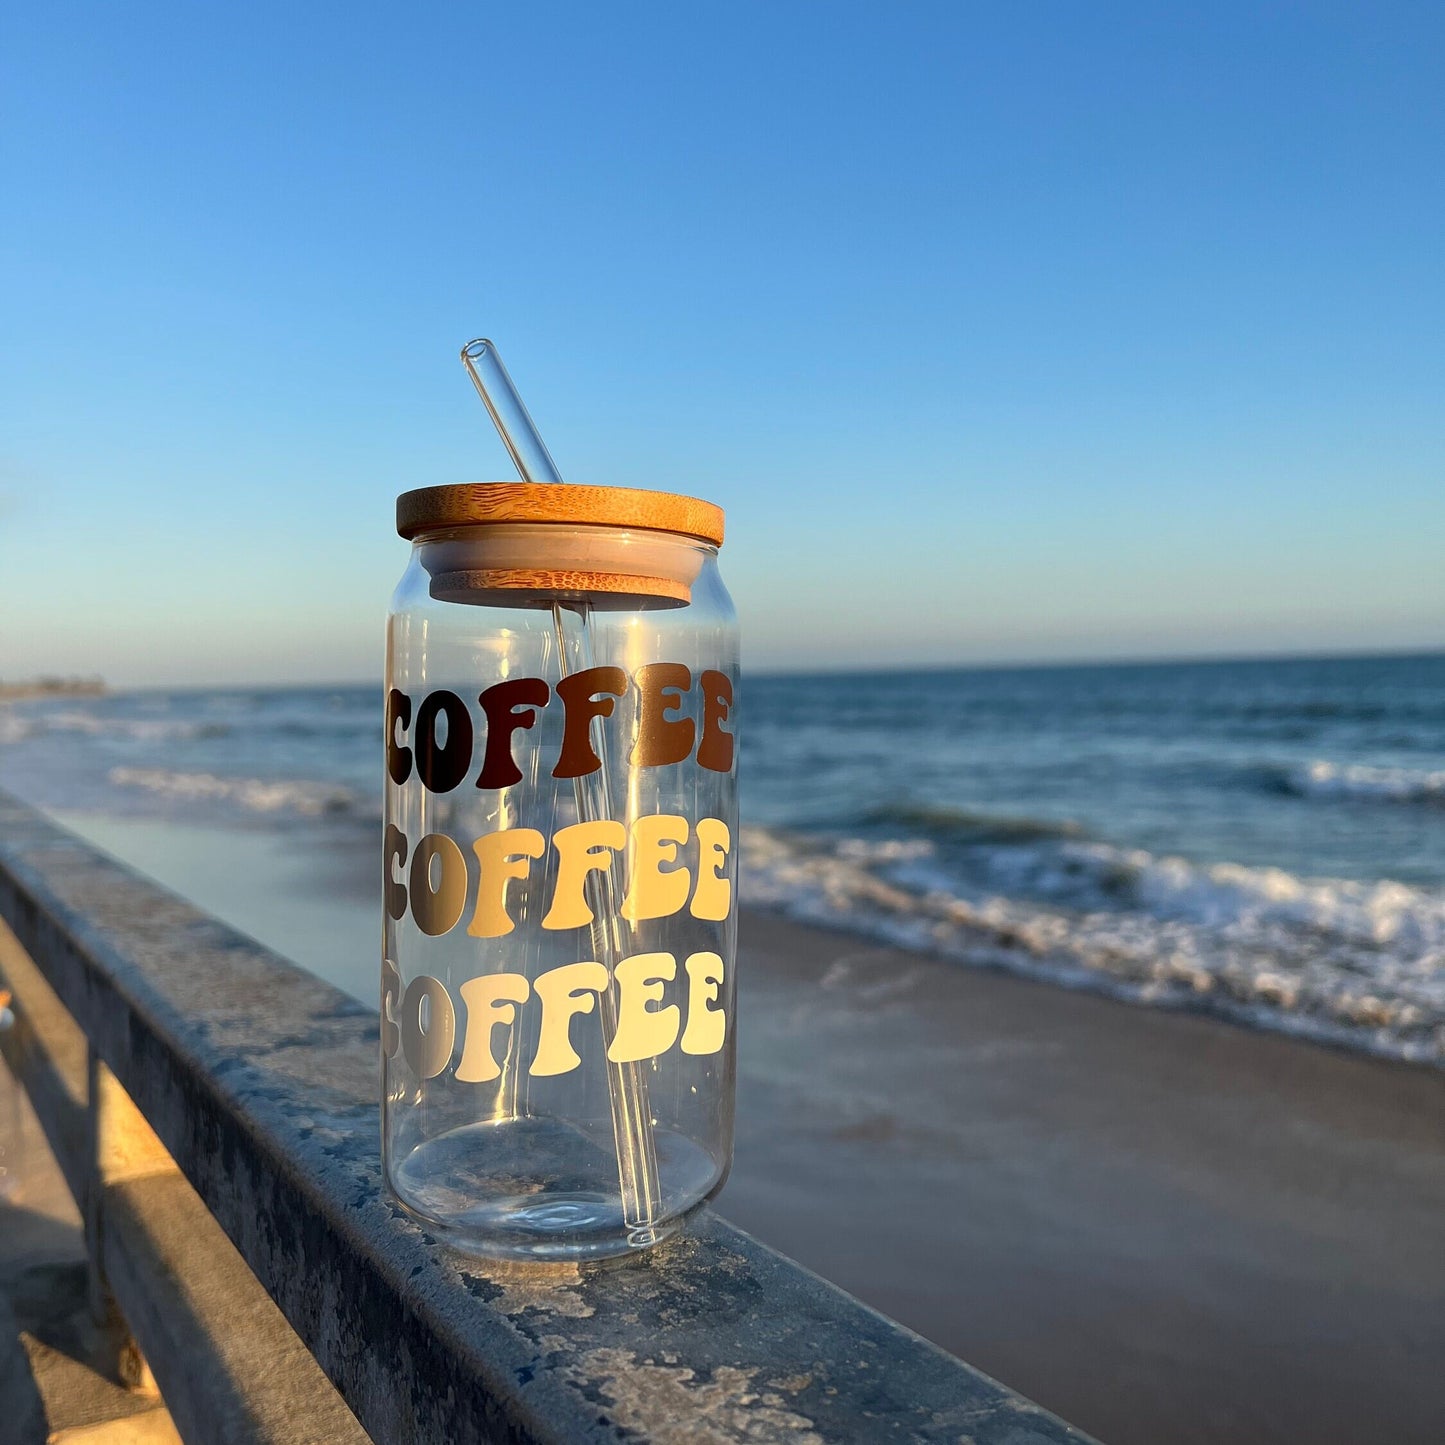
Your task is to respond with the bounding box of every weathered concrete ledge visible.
[0,791,1096,1444]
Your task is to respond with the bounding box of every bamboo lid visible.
[396,482,725,546]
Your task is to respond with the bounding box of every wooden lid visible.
[428,568,690,609]
[396,482,724,546]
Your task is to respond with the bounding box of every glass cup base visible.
[387,1115,722,1262]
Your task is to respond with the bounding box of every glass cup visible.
[382,483,738,1260]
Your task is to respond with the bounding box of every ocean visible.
[3,652,1443,1066]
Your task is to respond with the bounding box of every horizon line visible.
[12,642,1442,696]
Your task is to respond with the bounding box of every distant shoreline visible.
[41,645,1445,695]
[0,678,105,701]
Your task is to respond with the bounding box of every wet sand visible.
[44,812,1445,1444]
[728,911,1445,1445]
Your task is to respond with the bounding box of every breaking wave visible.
[1279,760,1445,806]
[0,713,34,745]
[107,767,356,817]
[0,711,230,744]
[861,801,1086,843]
[741,826,1445,1065]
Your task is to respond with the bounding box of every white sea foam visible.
[45,711,110,734]
[107,767,354,817]
[0,710,227,744]
[0,713,33,745]
[1287,759,1445,805]
[740,826,1445,1064]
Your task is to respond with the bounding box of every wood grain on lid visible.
[428,568,692,606]
[396,482,725,545]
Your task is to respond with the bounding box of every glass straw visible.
[460,340,662,1241]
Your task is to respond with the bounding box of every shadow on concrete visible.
[1,1174,171,1437]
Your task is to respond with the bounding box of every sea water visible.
[3,652,1443,1065]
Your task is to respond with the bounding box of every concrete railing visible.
[0,791,1095,1444]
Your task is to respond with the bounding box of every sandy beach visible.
[32,811,1445,1444]
[729,910,1445,1445]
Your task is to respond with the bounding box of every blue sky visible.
[2,2,1441,685]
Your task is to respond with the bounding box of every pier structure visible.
[0,790,1093,1444]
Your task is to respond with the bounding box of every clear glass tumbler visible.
[382,483,738,1260]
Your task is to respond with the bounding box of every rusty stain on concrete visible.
[583,1348,824,1445]
[768,1371,813,1394]
[485,1259,595,1320]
